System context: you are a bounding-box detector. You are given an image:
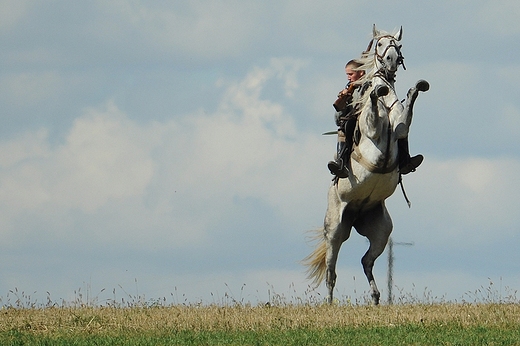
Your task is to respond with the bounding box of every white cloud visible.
[52,102,155,213]
[0,102,154,214]
[4,58,514,266]
[390,156,520,246]
[0,58,328,251]
[183,58,328,223]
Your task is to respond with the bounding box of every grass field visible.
[1,302,520,345]
[0,280,518,345]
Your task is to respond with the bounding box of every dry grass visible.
[1,279,518,343]
[1,303,519,337]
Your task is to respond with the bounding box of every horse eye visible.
[378,42,382,47]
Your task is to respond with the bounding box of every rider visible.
[327,60,423,178]
[327,60,364,178]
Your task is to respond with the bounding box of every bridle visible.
[364,35,406,73]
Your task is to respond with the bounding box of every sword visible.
[322,130,338,135]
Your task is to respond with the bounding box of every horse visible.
[304,25,429,305]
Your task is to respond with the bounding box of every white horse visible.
[304,25,429,305]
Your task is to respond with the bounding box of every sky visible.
[1,0,520,306]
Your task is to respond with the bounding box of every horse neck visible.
[358,90,390,141]
[354,97,397,174]
[354,80,400,173]
[373,71,401,118]
[357,72,399,145]
[373,68,396,89]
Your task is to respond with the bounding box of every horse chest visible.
[337,171,398,206]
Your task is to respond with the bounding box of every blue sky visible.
[1,0,519,305]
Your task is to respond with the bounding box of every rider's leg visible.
[328,130,348,178]
[398,138,423,175]
[328,118,356,178]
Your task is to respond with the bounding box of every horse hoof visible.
[373,85,389,98]
[372,292,381,306]
[416,80,429,92]
[377,85,389,97]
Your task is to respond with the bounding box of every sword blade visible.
[322,130,338,135]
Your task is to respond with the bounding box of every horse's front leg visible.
[364,84,390,138]
[370,85,389,110]
[403,80,429,128]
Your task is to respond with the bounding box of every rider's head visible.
[345,60,364,83]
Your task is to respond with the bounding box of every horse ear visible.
[372,24,378,38]
[395,26,403,41]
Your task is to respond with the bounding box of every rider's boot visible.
[328,141,350,178]
[398,138,423,175]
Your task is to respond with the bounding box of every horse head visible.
[372,24,405,73]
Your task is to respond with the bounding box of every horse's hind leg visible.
[354,203,393,305]
[324,234,341,304]
[323,190,352,303]
[324,221,351,303]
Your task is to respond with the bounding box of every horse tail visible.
[302,228,327,287]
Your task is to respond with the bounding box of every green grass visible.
[2,323,520,345]
[1,304,520,345]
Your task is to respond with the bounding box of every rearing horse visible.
[304,25,429,305]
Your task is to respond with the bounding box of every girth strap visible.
[351,146,398,174]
